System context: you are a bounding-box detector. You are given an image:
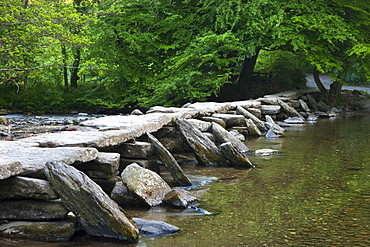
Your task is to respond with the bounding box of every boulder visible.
[211,122,249,152]
[147,133,192,186]
[121,163,171,207]
[200,116,227,129]
[0,199,68,220]
[299,99,311,112]
[186,119,212,132]
[111,181,143,207]
[219,142,253,168]
[0,176,59,200]
[260,105,281,115]
[75,152,120,177]
[44,161,139,242]
[164,188,198,208]
[133,218,180,238]
[176,119,229,167]
[0,220,79,241]
[236,106,265,130]
[120,158,160,174]
[284,117,305,124]
[211,114,246,128]
[245,119,262,136]
[119,141,155,158]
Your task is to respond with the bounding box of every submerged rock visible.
[133,218,180,238]
[44,161,139,242]
[121,163,171,207]
[164,188,198,208]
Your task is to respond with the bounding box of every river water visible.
[1,111,370,246]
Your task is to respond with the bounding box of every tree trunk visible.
[328,80,343,106]
[70,48,80,88]
[313,69,328,97]
[61,45,68,88]
[236,49,260,96]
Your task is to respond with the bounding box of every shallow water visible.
[1,113,370,246]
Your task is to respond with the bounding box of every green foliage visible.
[255,50,309,89]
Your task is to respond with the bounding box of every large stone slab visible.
[147,133,192,186]
[0,176,59,200]
[44,161,139,242]
[0,220,79,241]
[0,147,98,179]
[176,119,229,167]
[0,199,68,220]
[185,102,233,115]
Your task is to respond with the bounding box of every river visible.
[1,111,370,246]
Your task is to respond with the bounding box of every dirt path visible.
[305,73,370,94]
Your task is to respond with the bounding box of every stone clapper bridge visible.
[0,90,325,243]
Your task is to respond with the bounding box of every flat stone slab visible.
[185,102,233,115]
[264,91,302,100]
[18,113,190,148]
[228,100,262,109]
[0,146,98,179]
[260,105,281,115]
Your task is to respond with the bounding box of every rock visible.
[219,142,253,167]
[284,117,305,124]
[199,116,227,128]
[121,163,171,207]
[0,116,9,125]
[245,119,262,136]
[130,109,144,115]
[91,176,121,194]
[328,111,338,117]
[120,158,160,174]
[0,220,79,241]
[186,102,233,115]
[307,112,318,121]
[230,127,250,137]
[133,218,180,238]
[260,105,281,115]
[0,176,59,200]
[229,129,245,142]
[44,161,139,242]
[236,106,265,130]
[164,188,198,208]
[317,101,331,112]
[155,129,190,153]
[111,181,143,207]
[246,108,262,118]
[119,141,155,158]
[186,119,212,132]
[255,149,279,156]
[306,94,319,111]
[176,119,229,167]
[277,99,304,119]
[265,126,282,138]
[0,109,8,115]
[0,199,68,220]
[229,100,261,109]
[264,115,285,135]
[147,133,192,186]
[211,114,246,128]
[75,152,120,177]
[299,99,311,112]
[211,122,249,152]
[0,146,99,179]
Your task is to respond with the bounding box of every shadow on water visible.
[1,113,370,246]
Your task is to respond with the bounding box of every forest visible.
[0,0,369,113]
